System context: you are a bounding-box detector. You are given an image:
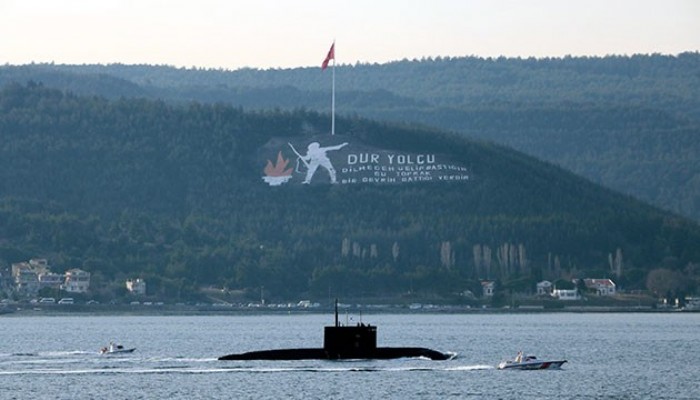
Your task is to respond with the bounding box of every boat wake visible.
[0,363,496,376]
[1,348,484,377]
[5,350,95,358]
[446,365,495,371]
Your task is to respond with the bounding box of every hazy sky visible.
[1,0,698,69]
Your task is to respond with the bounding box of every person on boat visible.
[515,351,523,363]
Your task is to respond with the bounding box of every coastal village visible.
[1,257,696,313]
[0,258,145,308]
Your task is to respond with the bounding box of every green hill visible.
[0,83,698,301]
[3,54,698,223]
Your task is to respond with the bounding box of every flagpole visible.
[331,45,336,136]
[322,41,336,136]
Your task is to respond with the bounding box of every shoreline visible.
[1,303,695,317]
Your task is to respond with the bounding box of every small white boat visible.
[498,352,566,370]
[100,343,136,355]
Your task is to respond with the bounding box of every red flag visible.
[321,42,335,70]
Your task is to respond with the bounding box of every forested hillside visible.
[0,84,699,301]
[3,53,697,222]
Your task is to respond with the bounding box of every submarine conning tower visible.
[323,300,377,359]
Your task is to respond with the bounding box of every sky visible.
[1,0,698,70]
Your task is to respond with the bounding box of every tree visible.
[646,268,690,299]
[553,279,575,290]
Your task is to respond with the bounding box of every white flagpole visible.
[331,44,336,135]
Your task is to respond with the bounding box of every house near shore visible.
[582,279,616,296]
[12,260,91,295]
[536,280,553,296]
[38,272,64,290]
[126,278,147,295]
[62,269,91,293]
[552,289,580,301]
[481,281,495,298]
[12,259,51,295]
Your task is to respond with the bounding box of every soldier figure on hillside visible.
[294,141,348,184]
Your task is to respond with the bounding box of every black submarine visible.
[218,301,452,361]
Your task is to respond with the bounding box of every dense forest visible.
[3,53,698,224]
[0,84,699,301]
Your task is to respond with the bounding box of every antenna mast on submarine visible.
[334,298,339,327]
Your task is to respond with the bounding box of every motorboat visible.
[100,343,136,355]
[498,352,566,370]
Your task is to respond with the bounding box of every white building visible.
[583,279,616,296]
[12,262,41,294]
[552,289,580,301]
[38,272,64,290]
[126,279,146,295]
[62,269,91,293]
[536,280,553,296]
[481,281,495,297]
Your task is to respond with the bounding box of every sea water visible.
[1,312,698,399]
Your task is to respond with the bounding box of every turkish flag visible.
[322,43,335,70]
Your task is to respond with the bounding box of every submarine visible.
[218,300,452,361]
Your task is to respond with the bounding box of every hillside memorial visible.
[260,135,469,186]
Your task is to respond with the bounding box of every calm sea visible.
[1,312,698,399]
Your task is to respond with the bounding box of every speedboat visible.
[100,343,136,355]
[498,353,566,370]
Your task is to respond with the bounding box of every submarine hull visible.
[218,347,451,361]
[218,300,452,362]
